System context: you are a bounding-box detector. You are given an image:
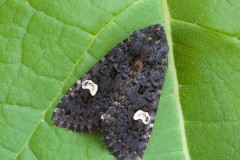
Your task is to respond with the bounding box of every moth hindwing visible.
[52,24,169,160]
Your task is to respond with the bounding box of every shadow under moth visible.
[52,24,169,160]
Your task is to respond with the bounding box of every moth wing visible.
[101,100,156,160]
[100,24,168,159]
[52,46,124,132]
[101,70,166,159]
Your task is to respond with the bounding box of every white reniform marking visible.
[101,114,105,120]
[133,110,150,125]
[82,80,98,96]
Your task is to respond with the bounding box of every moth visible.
[52,24,169,160]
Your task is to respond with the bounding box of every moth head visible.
[130,24,167,68]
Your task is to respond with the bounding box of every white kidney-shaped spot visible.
[82,80,98,96]
[133,110,150,125]
[101,114,105,120]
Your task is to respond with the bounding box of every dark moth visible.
[52,24,169,160]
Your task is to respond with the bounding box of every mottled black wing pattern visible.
[52,24,168,160]
[52,60,115,132]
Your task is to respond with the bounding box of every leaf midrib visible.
[162,0,190,159]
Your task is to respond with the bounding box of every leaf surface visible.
[0,0,239,160]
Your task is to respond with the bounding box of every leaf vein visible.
[171,18,240,42]
[13,0,142,159]
[25,0,93,36]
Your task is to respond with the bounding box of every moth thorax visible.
[82,80,98,96]
[133,110,150,124]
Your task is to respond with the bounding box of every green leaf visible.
[0,0,239,160]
